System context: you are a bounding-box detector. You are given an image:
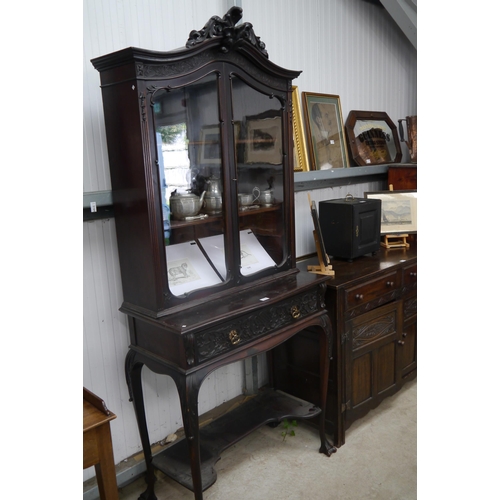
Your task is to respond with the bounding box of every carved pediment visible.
[186,7,268,58]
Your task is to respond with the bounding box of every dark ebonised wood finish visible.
[92,8,335,500]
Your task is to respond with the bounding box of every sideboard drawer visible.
[345,271,400,314]
[402,264,417,295]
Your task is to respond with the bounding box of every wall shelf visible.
[83,166,389,220]
[293,165,388,192]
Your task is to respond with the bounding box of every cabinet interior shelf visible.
[170,203,281,229]
[152,388,320,492]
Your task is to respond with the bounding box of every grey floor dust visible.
[117,378,416,500]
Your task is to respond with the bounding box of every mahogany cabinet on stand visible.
[272,246,416,447]
[92,8,335,500]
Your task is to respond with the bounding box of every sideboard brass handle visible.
[229,330,241,345]
[386,281,394,287]
[291,305,301,319]
[355,294,364,300]
[410,272,417,278]
[398,340,405,345]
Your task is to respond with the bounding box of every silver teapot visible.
[204,176,223,215]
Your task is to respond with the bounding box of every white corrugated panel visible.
[83,217,244,482]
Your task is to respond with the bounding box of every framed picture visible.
[199,125,221,164]
[244,116,282,164]
[302,92,350,170]
[345,110,402,166]
[291,86,310,172]
[365,190,417,234]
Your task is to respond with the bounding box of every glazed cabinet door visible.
[344,300,402,425]
[150,65,293,307]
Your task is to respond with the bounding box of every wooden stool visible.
[83,388,119,500]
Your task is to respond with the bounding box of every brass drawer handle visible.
[398,340,405,345]
[291,305,301,319]
[410,272,417,278]
[355,294,364,300]
[229,330,241,345]
[386,281,394,287]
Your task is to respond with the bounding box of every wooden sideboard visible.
[387,164,417,190]
[271,245,417,447]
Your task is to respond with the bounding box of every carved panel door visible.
[344,301,402,425]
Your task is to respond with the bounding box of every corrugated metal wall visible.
[83,0,416,481]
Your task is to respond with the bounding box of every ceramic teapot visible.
[170,191,206,220]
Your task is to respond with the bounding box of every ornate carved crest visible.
[186,7,268,58]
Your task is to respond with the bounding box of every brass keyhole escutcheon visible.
[291,305,301,319]
[229,330,241,345]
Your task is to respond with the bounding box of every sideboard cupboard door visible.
[344,300,402,425]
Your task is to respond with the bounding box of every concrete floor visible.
[117,378,416,500]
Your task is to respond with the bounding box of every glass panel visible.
[153,73,226,296]
[353,119,398,164]
[231,77,285,276]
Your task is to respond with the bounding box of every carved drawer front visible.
[347,301,400,354]
[345,271,400,317]
[195,289,321,363]
[402,264,417,295]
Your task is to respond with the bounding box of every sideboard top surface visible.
[298,244,417,289]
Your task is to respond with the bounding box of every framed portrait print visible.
[291,86,310,172]
[244,116,282,164]
[302,92,350,170]
[346,110,402,166]
[365,190,417,234]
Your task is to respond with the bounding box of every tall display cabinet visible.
[92,8,336,500]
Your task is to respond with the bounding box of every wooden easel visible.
[380,184,410,249]
[308,234,335,276]
[307,194,335,276]
[381,234,410,249]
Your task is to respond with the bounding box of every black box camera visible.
[318,196,381,261]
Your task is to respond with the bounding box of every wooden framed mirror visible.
[345,110,402,166]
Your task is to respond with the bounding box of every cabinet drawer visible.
[402,264,417,295]
[345,271,400,314]
[196,288,322,363]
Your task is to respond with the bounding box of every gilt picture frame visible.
[302,92,350,170]
[291,86,310,172]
